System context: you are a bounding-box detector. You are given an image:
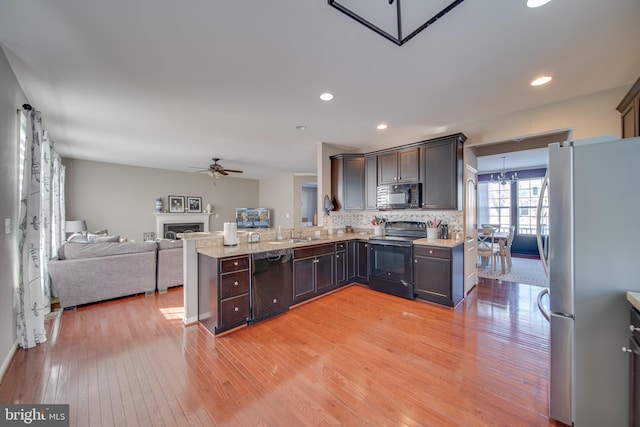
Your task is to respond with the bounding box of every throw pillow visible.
[92,228,108,236]
[87,234,120,243]
[67,232,88,243]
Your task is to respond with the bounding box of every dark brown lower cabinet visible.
[628,307,640,427]
[356,240,369,284]
[198,254,250,334]
[335,242,347,286]
[413,244,463,307]
[347,241,357,281]
[293,243,335,304]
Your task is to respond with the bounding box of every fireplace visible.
[155,213,211,239]
[164,223,203,239]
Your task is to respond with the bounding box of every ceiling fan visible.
[192,158,243,178]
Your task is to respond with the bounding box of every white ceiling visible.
[1,0,639,179]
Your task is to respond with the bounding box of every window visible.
[517,178,548,235]
[478,181,511,233]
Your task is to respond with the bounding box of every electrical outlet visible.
[4,218,10,234]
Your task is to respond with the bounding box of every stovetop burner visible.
[369,221,427,244]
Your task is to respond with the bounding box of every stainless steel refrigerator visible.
[536,136,640,426]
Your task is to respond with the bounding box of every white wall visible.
[63,159,260,240]
[259,174,294,229]
[461,86,626,146]
[0,47,28,378]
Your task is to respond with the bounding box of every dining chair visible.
[504,225,516,272]
[477,227,500,273]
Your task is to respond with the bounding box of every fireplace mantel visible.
[155,213,212,239]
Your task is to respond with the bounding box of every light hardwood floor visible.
[0,280,566,426]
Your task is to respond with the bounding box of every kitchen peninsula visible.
[181,227,464,335]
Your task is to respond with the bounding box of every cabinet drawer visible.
[220,270,250,299]
[220,294,250,327]
[632,307,640,342]
[415,246,450,260]
[220,256,249,273]
[294,243,334,259]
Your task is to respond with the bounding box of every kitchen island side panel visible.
[198,253,220,335]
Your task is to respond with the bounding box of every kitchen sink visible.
[289,236,325,243]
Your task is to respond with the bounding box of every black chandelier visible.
[328,0,466,46]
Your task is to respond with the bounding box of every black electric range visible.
[368,221,427,299]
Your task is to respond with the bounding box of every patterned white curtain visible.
[17,109,66,349]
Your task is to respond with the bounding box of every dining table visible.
[478,229,509,274]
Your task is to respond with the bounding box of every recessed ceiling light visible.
[527,0,551,8]
[295,125,307,131]
[376,123,388,130]
[531,76,552,86]
[320,92,334,101]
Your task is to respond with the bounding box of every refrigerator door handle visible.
[536,172,549,276]
[537,288,550,322]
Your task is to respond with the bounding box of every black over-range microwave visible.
[376,183,421,210]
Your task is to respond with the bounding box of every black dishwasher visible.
[250,249,293,323]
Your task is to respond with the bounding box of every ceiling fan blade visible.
[223,169,243,173]
[218,170,229,176]
[191,169,210,173]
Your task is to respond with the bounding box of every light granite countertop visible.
[414,237,464,248]
[627,291,640,312]
[197,232,464,258]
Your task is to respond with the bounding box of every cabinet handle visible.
[414,259,418,263]
[233,281,239,286]
[273,298,277,304]
[623,346,633,353]
[429,250,433,254]
[234,306,239,312]
[234,261,238,266]
[336,254,340,258]
[630,325,640,332]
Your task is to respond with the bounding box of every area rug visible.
[477,256,549,288]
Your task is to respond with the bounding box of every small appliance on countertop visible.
[248,232,260,243]
[223,222,238,246]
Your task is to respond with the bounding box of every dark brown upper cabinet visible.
[420,134,465,210]
[377,147,420,185]
[617,76,640,139]
[331,154,365,210]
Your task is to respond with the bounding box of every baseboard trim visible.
[0,340,18,384]
[183,316,198,325]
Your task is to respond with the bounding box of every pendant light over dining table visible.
[490,156,518,186]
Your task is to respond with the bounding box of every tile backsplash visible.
[325,210,463,235]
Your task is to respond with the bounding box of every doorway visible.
[471,130,568,286]
[300,182,317,227]
[473,130,568,258]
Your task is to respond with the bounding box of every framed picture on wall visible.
[187,196,202,213]
[169,195,185,213]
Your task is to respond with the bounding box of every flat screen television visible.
[235,208,270,229]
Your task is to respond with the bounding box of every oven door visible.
[368,241,415,300]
